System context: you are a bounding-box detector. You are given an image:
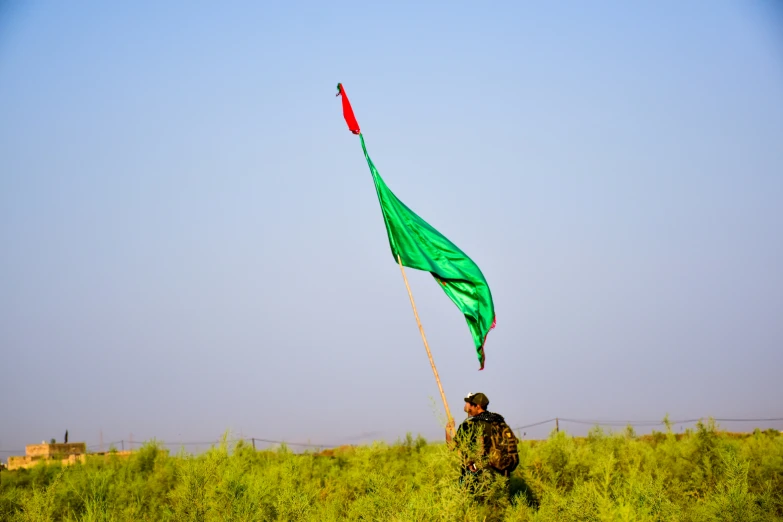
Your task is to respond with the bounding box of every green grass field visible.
[2,419,781,521]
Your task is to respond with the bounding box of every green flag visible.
[359,134,496,369]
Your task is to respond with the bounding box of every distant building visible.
[7,442,87,471]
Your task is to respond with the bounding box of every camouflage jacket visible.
[454,411,506,467]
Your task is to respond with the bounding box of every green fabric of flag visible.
[359,134,496,369]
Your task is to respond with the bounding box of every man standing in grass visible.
[447,392,519,495]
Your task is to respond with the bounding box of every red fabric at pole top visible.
[337,83,361,134]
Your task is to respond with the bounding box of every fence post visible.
[252,438,256,450]
[556,418,560,433]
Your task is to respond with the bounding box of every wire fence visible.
[2,416,781,456]
[0,437,332,456]
[512,416,783,433]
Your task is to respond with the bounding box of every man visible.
[447,392,516,488]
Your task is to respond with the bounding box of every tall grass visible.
[2,420,781,521]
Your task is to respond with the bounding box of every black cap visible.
[464,392,489,409]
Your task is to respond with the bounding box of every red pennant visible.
[336,83,361,135]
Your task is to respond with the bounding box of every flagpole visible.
[397,254,456,436]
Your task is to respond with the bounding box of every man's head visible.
[464,392,489,416]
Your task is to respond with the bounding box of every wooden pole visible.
[396,254,455,436]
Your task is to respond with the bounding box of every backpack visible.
[487,420,519,473]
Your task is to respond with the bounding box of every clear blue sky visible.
[1,1,782,455]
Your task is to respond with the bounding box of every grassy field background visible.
[1,419,781,521]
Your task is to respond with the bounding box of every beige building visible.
[7,442,87,471]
